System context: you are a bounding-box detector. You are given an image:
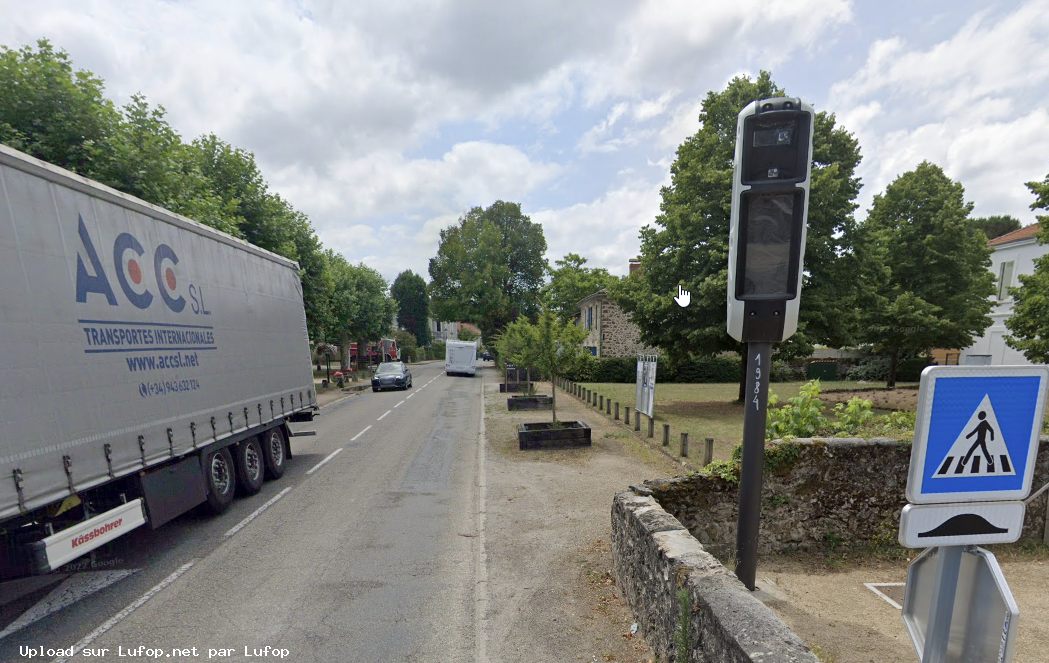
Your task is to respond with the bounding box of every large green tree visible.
[0,39,117,175]
[545,253,617,324]
[1005,174,1049,360]
[327,254,396,369]
[858,162,995,385]
[391,270,431,346]
[429,200,547,343]
[611,72,865,392]
[969,214,1021,241]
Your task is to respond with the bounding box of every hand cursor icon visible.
[674,285,691,308]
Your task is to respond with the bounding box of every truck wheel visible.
[204,447,236,514]
[234,437,265,496]
[260,427,287,480]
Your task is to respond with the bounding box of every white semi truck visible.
[0,144,316,580]
[445,340,478,376]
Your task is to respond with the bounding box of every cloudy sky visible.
[2,1,1047,282]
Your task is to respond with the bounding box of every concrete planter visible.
[517,421,591,450]
[507,395,553,411]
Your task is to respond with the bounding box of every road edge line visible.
[475,373,489,662]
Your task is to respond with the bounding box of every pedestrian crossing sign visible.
[907,365,1049,504]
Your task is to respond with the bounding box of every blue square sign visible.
[907,365,1049,503]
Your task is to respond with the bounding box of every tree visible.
[327,254,396,369]
[429,200,547,343]
[0,39,118,175]
[457,327,480,342]
[498,310,590,424]
[610,72,865,398]
[393,329,418,362]
[970,215,1021,241]
[391,270,431,346]
[1005,175,1049,360]
[545,253,617,324]
[858,162,995,386]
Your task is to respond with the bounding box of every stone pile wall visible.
[599,299,658,358]
[611,491,820,663]
[645,437,1049,556]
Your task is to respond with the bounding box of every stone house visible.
[577,287,658,358]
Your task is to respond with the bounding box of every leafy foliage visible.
[766,381,829,440]
[545,253,617,324]
[561,355,740,383]
[857,162,995,385]
[969,214,1021,240]
[391,270,431,347]
[327,254,396,368]
[832,398,874,434]
[610,71,866,364]
[1006,174,1049,361]
[429,201,547,344]
[498,309,590,423]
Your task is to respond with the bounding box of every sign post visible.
[726,97,814,590]
[635,354,658,420]
[899,365,1049,663]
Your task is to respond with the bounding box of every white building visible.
[960,224,1043,366]
[429,319,459,343]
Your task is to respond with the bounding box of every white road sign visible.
[898,501,1025,548]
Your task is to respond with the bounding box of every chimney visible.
[628,258,641,275]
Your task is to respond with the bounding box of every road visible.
[0,361,486,662]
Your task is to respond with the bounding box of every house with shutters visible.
[959,223,1044,365]
[577,259,659,357]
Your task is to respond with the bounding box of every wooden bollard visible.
[662,424,670,447]
[606,399,611,416]
[681,432,689,457]
[625,407,631,425]
[615,402,620,420]
[599,395,604,409]
[634,412,641,432]
[704,437,714,466]
[648,416,654,438]
[587,389,592,405]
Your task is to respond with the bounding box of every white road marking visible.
[864,582,904,610]
[406,393,414,399]
[377,410,391,421]
[224,487,293,536]
[351,425,372,441]
[305,446,344,476]
[475,373,489,662]
[394,400,405,408]
[52,561,195,663]
[0,569,139,639]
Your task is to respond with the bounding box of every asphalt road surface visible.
[0,361,486,662]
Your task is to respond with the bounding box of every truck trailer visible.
[0,144,316,580]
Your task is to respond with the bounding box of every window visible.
[997,261,1015,300]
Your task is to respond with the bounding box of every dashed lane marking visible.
[224,487,293,536]
[351,425,372,442]
[377,410,391,421]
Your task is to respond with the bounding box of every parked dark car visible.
[372,362,412,391]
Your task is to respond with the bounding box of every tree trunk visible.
[551,373,557,425]
[887,349,899,389]
[339,332,350,371]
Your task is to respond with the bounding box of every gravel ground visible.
[481,373,683,663]
[760,548,1048,663]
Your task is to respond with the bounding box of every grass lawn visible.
[564,380,918,464]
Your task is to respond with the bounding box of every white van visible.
[446,340,478,376]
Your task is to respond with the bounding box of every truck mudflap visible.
[28,499,147,574]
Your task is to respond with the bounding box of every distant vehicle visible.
[446,340,478,376]
[372,362,412,391]
[481,350,493,361]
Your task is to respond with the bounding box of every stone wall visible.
[599,298,658,358]
[645,437,1049,556]
[611,491,820,663]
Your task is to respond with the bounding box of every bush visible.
[846,355,890,381]
[771,360,806,382]
[562,354,742,383]
[897,356,932,382]
[767,381,829,439]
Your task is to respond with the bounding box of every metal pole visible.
[735,341,772,591]
[921,546,963,663]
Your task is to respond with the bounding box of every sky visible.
[2,0,1048,283]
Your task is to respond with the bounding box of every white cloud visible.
[829,1,1049,223]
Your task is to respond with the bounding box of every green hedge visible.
[564,355,742,384]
